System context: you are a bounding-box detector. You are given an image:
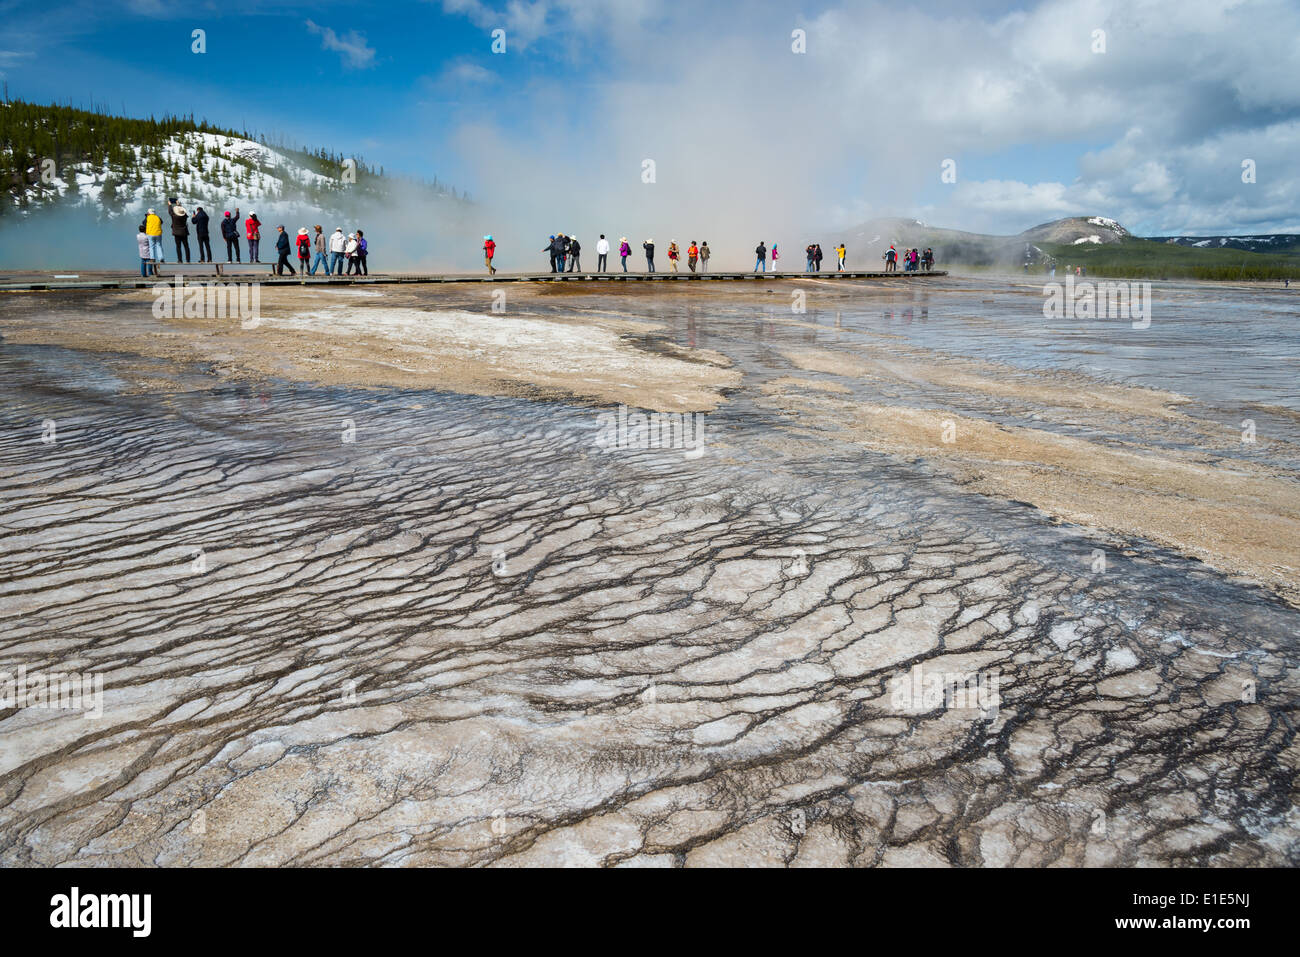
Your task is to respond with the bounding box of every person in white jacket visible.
[328,227,347,275]
[344,234,360,275]
[595,234,610,272]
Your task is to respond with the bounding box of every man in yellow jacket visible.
[144,208,165,263]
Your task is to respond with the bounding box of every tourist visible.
[144,207,165,263]
[221,210,241,263]
[356,230,369,275]
[483,235,497,275]
[557,233,568,272]
[136,223,154,277]
[309,226,328,275]
[813,243,824,272]
[667,241,680,272]
[883,245,897,272]
[246,212,263,263]
[344,233,359,274]
[296,228,311,273]
[567,235,582,272]
[923,248,934,271]
[687,241,699,273]
[643,238,655,272]
[192,206,212,263]
[619,237,631,272]
[755,241,767,272]
[169,197,191,263]
[596,234,609,272]
[273,225,295,275]
[329,227,346,274]
[699,241,710,272]
[836,242,846,271]
[770,243,779,272]
[544,235,558,272]
[806,244,815,271]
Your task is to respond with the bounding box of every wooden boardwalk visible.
[0,269,946,292]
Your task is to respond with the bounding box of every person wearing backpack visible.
[699,241,710,272]
[296,228,312,273]
[567,235,581,272]
[246,212,263,263]
[667,241,679,273]
[220,209,241,262]
[356,230,369,275]
[619,237,631,272]
[192,206,212,262]
[169,198,191,263]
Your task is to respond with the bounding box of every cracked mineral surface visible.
[1,277,1297,866]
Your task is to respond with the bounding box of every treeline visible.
[0,99,462,216]
[1039,238,1300,282]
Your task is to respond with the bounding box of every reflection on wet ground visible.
[1,280,1297,866]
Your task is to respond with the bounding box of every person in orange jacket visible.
[483,235,497,275]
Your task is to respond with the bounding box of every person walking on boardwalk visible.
[483,235,497,274]
[329,226,347,274]
[754,241,767,272]
[567,235,582,272]
[699,241,710,272]
[356,230,369,275]
[619,237,631,272]
[273,225,296,275]
[836,242,846,271]
[144,207,165,263]
[813,243,824,272]
[309,225,328,275]
[687,241,699,273]
[246,212,263,263]
[221,210,241,262]
[667,241,680,272]
[296,228,311,273]
[770,243,779,272]
[192,206,212,263]
[169,198,191,263]
[136,223,155,277]
[643,239,655,272]
[596,234,609,272]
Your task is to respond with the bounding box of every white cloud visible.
[305,20,376,70]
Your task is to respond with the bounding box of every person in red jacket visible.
[296,228,312,273]
[483,235,496,275]
[245,212,262,262]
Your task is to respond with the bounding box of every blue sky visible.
[3,0,1298,238]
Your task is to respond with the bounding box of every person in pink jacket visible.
[618,237,631,272]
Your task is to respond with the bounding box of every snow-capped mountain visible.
[1149,233,1300,253]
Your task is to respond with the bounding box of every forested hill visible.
[0,99,468,219]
